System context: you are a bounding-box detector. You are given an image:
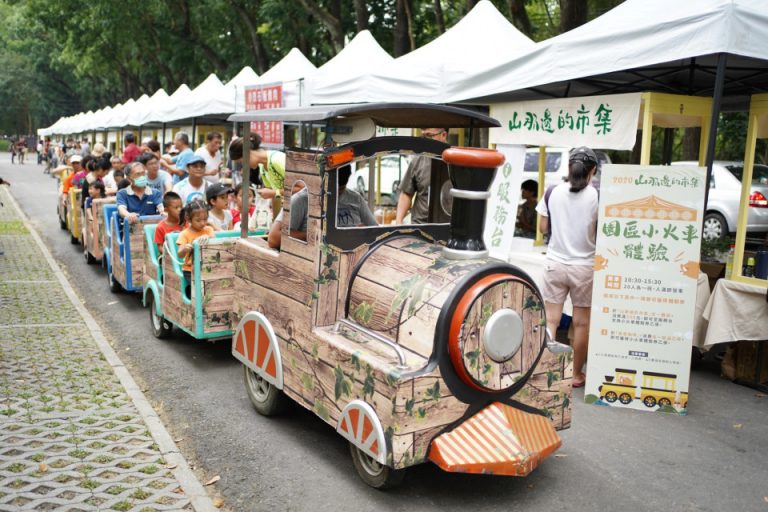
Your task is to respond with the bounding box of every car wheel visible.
[702,212,728,240]
[349,444,405,489]
[392,179,400,195]
[84,249,96,264]
[107,271,122,293]
[356,176,366,194]
[148,292,171,339]
[243,366,287,416]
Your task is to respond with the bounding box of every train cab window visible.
[340,154,452,229]
[334,164,378,229]
[286,180,308,243]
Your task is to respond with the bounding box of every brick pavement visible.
[0,186,215,512]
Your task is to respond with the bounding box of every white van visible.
[521,147,612,190]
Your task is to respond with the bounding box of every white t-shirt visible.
[103,170,117,189]
[172,178,208,205]
[209,209,233,230]
[536,183,599,266]
[194,146,222,184]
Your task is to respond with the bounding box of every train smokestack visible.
[441,147,506,260]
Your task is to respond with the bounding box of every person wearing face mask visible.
[116,162,165,224]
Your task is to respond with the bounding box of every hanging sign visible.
[585,164,706,415]
[245,82,284,146]
[489,93,641,150]
[483,144,527,260]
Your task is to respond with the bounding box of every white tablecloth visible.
[506,248,711,347]
[702,279,768,348]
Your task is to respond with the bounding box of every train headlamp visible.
[482,308,523,363]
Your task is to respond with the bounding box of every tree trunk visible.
[393,0,415,57]
[682,127,701,161]
[559,0,588,33]
[230,0,270,74]
[354,0,368,31]
[433,0,446,34]
[508,0,533,36]
[297,0,344,53]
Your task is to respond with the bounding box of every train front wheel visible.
[619,393,633,405]
[243,366,287,417]
[604,391,617,403]
[349,444,405,490]
[148,292,171,339]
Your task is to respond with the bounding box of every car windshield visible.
[523,152,562,173]
[725,164,768,184]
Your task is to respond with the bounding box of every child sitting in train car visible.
[176,199,214,298]
[154,192,184,249]
[230,183,256,227]
[84,181,106,212]
[206,183,233,231]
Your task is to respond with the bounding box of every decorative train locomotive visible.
[227,104,574,488]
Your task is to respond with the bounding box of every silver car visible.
[672,161,768,240]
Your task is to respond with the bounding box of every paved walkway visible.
[0,186,215,512]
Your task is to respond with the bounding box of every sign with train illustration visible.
[585,164,706,414]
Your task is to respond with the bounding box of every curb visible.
[4,189,219,512]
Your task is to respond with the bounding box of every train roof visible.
[227,103,500,128]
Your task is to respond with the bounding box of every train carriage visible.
[103,204,161,293]
[56,167,73,230]
[66,187,83,245]
[82,197,116,264]
[228,104,574,488]
[142,227,267,340]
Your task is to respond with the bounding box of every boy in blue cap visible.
[171,154,208,205]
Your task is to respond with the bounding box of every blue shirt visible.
[171,148,194,184]
[116,186,163,216]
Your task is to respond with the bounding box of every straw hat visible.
[92,143,106,157]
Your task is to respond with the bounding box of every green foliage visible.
[333,365,352,401]
[353,302,374,326]
[425,381,440,401]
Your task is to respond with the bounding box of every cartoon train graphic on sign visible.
[227,104,574,488]
[599,368,688,409]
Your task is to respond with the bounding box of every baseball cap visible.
[569,146,598,166]
[206,183,230,201]
[70,155,83,163]
[186,154,206,166]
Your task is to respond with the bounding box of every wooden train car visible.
[142,227,266,340]
[56,167,73,230]
[599,369,688,409]
[82,197,116,264]
[66,187,83,245]
[228,104,574,488]
[103,204,161,293]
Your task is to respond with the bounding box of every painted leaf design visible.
[362,367,375,400]
[351,351,361,372]
[405,398,415,415]
[480,303,493,326]
[523,295,542,311]
[334,366,352,401]
[353,303,374,326]
[425,381,440,401]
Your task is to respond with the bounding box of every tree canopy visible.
[0,0,624,135]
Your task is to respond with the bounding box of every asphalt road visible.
[3,156,767,512]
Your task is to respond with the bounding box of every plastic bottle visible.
[725,244,736,278]
[744,257,756,278]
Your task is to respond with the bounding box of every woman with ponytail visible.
[535,147,600,388]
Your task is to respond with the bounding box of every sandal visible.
[572,375,586,388]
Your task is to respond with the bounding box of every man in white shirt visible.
[194,131,223,184]
[172,154,208,204]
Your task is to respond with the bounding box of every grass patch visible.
[0,221,28,235]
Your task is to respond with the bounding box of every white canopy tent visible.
[172,73,232,122]
[448,0,768,104]
[309,0,533,105]
[134,89,169,127]
[305,30,392,105]
[226,66,260,113]
[152,84,192,125]
[254,47,317,108]
[124,94,151,127]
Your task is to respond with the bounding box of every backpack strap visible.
[543,184,556,234]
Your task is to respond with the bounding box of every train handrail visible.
[335,318,408,369]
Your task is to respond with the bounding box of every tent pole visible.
[162,123,166,148]
[240,121,251,240]
[192,118,197,149]
[704,53,728,209]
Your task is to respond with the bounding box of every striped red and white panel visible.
[232,311,283,389]
[429,402,561,476]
